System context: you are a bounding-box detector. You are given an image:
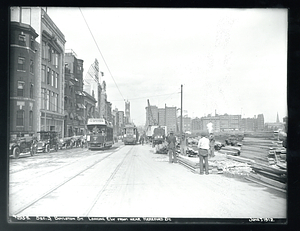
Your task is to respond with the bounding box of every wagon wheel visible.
[13,147,20,159]
[45,144,50,153]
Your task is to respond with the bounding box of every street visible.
[9,141,286,219]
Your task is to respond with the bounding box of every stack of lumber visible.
[177,156,199,172]
[218,146,241,156]
[246,162,287,193]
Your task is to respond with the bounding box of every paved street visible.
[9,142,286,219]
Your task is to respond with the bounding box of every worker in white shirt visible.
[197,132,210,175]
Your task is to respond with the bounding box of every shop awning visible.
[75,91,83,95]
[77,116,83,121]
[77,103,86,109]
[69,81,74,86]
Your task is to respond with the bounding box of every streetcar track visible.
[12,145,125,215]
[10,146,120,174]
[10,148,89,174]
[84,146,135,216]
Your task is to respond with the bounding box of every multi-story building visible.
[83,59,102,117]
[145,105,158,126]
[177,116,192,133]
[83,91,97,121]
[191,117,202,133]
[125,101,130,124]
[257,114,264,131]
[11,7,66,138]
[64,50,86,136]
[118,111,125,135]
[10,21,39,136]
[165,106,177,133]
[158,108,166,126]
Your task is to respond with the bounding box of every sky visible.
[46,8,287,126]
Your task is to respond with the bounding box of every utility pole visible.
[180,84,183,143]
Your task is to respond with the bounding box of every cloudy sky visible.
[46,8,287,126]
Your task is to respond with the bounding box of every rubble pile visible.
[177,152,253,177]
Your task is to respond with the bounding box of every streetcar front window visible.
[87,125,106,135]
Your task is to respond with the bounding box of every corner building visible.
[11,7,66,138]
[10,21,39,136]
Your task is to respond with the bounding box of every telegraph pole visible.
[180,84,183,144]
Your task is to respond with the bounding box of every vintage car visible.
[37,131,59,153]
[9,135,37,159]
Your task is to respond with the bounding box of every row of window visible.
[42,41,59,67]
[41,88,59,112]
[17,81,34,98]
[42,65,59,88]
[17,56,34,73]
[16,110,33,127]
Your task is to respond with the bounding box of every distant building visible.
[158,108,166,126]
[125,100,130,124]
[83,59,102,117]
[191,117,202,133]
[178,116,192,133]
[145,104,158,126]
[165,106,177,134]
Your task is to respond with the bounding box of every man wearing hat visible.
[197,131,210,174]
[167,131,177,163]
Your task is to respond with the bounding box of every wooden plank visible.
[249,173,286,189]
[251,169,286,183]
[251,162,286,175]
[226,155,255,164]
[245,176,286,193]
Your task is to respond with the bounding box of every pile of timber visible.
[218,146,241,156]
[246,162,287,193]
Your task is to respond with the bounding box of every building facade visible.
[10,21,39,136]
[83,59,102,117]
[64,50,86,136]
[125,100,130,124]
[11,7,66,138]
[145,105,159,127]
[165,106,177,133]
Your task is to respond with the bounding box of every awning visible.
[69,112,74,119]
[77,103,85,109]
[77,116,83,121]
[75,91,82,95]
[69,81,74,86]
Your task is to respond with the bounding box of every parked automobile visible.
[9,134,37,159]
[37,131,59,153]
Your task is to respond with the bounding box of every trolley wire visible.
[79,8,126,102]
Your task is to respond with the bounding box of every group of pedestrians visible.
[166,131,215,175]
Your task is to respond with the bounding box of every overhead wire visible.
[78,7,125,102]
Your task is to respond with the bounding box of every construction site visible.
[151,131,287,194]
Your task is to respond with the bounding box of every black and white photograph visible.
[8,7,288,224]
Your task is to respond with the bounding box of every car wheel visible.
[13,147,20,159]
[46,144,50,153]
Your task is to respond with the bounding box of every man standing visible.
[198,132,210,175]
[167,131,177,163]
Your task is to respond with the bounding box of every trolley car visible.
[86,118,114,150]
[123,124,139,145]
